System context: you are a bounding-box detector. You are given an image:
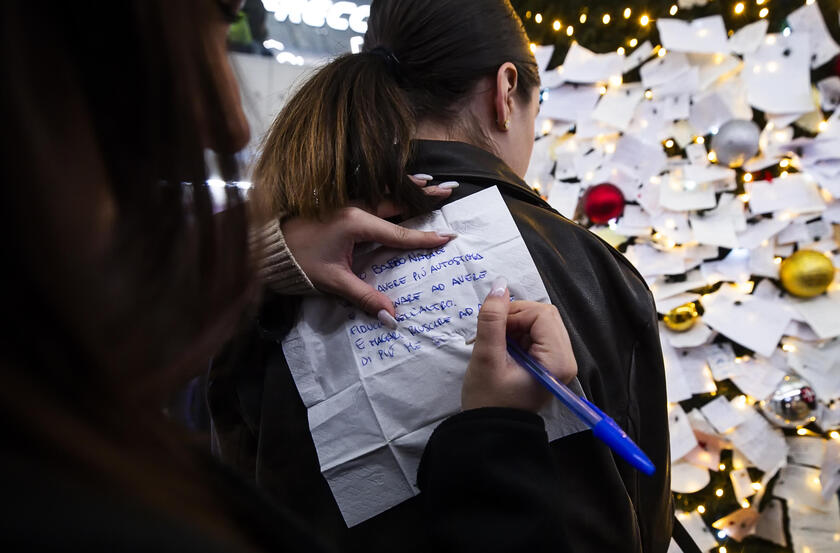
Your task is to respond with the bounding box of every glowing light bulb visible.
[830,431,840,440]
[567,25,574,36]
[720,547,727,553]
[757,0,766,5]
[715,488,724,497]
[719,463,726,471]
[629,38,638,47]
[695,136,705,144]
[697,505,706,514]
[644,89,653,100]
[797,428,808,436]
[743,173,753,182]
[530,43,536,53]
[580,13,587,24]
[658,48,667,57]
[599,85,608,95]
[617,46,626,55]
[734,3,745,15]
[609,74,623,87]
[774,257,782,264]
[759,7,769,18]
[741,500,750,509]
[535,13,542,24]
[624,8,632,19]
[640,14,650,26]
[751,482,762,491]
[553,20,561,31]
[782,343,796,352]
[708,151,718,163]
[670,5,678,16]
[665,139,674,148]
[603,14,611,24]
[819,120,829,132]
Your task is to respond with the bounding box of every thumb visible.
[330,267,398,323]
[471,277,510,365]
[351,210,456,249]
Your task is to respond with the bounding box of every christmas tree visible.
[518,1,840,551]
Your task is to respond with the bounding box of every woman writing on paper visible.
[2,0,585,550]
[212,0,673,551]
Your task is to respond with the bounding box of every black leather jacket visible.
[408,140,673,552]
[209,140,674,553]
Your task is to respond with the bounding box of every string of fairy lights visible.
[522,0,813,54]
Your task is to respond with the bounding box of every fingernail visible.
[436,231,458,238]
[488,277,507,297]
[438,181,459,190]
[377,309,399,330]
[412,173,433,181]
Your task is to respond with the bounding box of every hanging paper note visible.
[282,187,590,526]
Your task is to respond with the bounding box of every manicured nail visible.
[377,309,399,330]
[488,277,508,297]
[436,231,459,238]
[438,181,459,190]
[412,173,433,181]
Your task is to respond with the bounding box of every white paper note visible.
[703,297,791,357]
[282,188,590,525]
[729,410,788,472]
[561,42,624,84]
[700,396,747,433]
[678,511,720,552]
[546,183,581,220]
[743,34,814,114]
[793,292,840,340]
[817,76,840,111]
[787,2,840,68]
[747,175,826,215]
[670,403,700,461]
[729,19,769,55]
[624,41,653,72]
[787,436,828,468]
[729,356,786,401]
[592,84,645,131]
[774,464,835,511]
[658,16,729,54]
[539,84,602,122]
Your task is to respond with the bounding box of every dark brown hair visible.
[1,0,260,547]
[252,0,538,221]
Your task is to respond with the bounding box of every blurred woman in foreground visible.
[0,1,580,551]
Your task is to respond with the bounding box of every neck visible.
[413,118,464,142]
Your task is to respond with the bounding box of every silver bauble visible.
[710,119,761,168]
[761,375,818,428]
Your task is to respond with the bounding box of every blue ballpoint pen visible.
[506,336,656,476]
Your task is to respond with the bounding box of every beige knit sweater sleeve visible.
[250,218,315,295]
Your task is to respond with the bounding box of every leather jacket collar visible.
[408,139,552,210]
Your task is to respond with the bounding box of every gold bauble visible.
[779,250,835,298]
[664,303,700,332]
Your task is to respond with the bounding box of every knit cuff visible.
[250,218,315,295]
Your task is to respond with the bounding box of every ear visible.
[494,62,519,131]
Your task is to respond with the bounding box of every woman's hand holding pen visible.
[462,277,578,412]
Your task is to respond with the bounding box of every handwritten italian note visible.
[283,187,589,526]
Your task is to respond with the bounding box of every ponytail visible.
[252,51,430,221]
[253,0,538,222]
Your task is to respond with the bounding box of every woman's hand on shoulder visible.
[281,176,455,324]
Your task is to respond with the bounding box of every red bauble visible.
[583,183,625,224]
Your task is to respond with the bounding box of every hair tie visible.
[368,46,402,79]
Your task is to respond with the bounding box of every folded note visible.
[282,187,589,526]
